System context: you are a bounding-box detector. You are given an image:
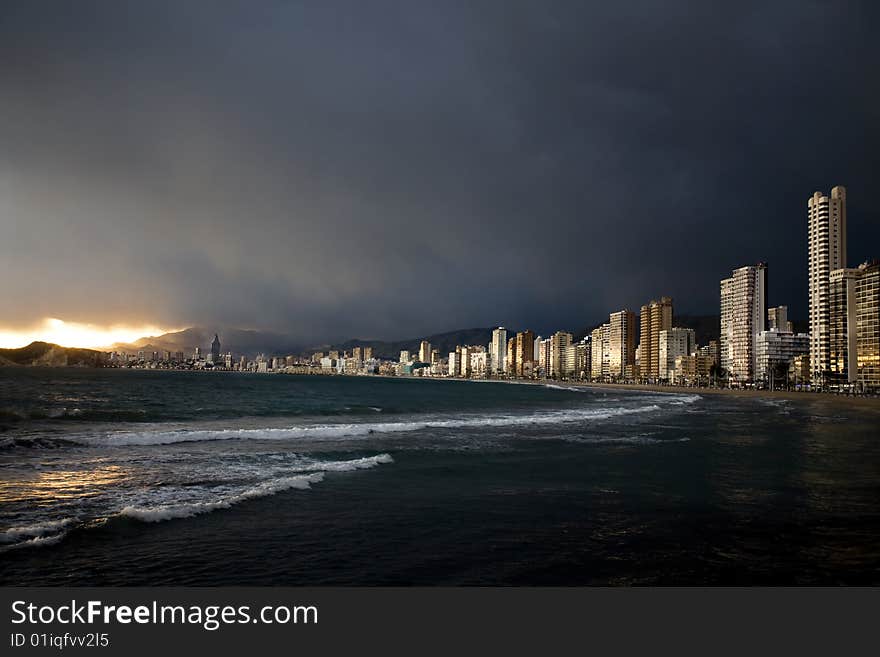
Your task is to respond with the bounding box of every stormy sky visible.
[2,0,878,343]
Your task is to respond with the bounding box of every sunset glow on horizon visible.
[0,318,177,350]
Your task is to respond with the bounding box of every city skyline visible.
[1,1,879,347]
[0,181,872,353]
[63,178,875,393]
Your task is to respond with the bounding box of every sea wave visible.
[96,404,666,446]
[0,518,74,544]
[0,533,68,552]
[118,472,326,522]
[0,436,86,450]
[0,453,394,547]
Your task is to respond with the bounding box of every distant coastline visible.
[507,378,880,409]
[3,354,878,409]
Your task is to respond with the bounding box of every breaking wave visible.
[0,518,73,544]
[118,472,326,522]
[97,404,668,447]
[1,453,394,547]
[0,519,74,552]
[118,454,393,522]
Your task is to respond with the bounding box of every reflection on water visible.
[0,465,128,504]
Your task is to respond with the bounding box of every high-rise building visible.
[469,348,488,379]
[352,346,363,364]
[608,310,636,381]
[657,327,695,380]
[549,331,573,378]
[399,350,410,363]
[491,327,507,375]
[698,341,720,371]
[563,343,577,378]
[535,338,549,377]
[460,346,470,377]
[537,337,548,375]
[720,263,767,384]
[506,338,516,376]
[515,330,535,377]
[211,334,221,364]
[854,261,880,392]
[755,330,810,387]
[363,347,373,361]
[828,268,860,384]
[768,306,793,332]
[808,186,847,384]
[448,351,460,377]
[418,340,432,364]
[590,324,609,380]
[574,338,591,379]
[639,297,673,381]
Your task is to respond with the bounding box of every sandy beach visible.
[536,379,880,410]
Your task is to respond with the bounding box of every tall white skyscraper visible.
[808,186,847,384]
[490,327,507,374]
[720,263,767,383]
[418,340,432,364]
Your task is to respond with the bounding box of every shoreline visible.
[338,372,880,410]
[518,379,880,409]
[5,365,879,410]
[419,373,880,409]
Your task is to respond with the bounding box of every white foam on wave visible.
[315,453,394,471]
[117,453,394,523]
[98,404,666,446]
[0,532,68,552]
[0,518,74,544]
[667,394,702,405]
[119,472,325,522]
[544,384,590,392]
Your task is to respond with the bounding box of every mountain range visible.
[108,327,303,358]
[106,314,760,360]
[2,313,804,367]
[0,342,108,367]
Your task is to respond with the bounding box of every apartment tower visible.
[490,327,507,375]
[720,263,767,383]
[808,186,847,384]
[418,340,432,364]
[639,297,673,381]
[608,310,636,381]
[515,330,535,377]
[549,331,573,378]
[828,268,860,384]
[854,261,880,391]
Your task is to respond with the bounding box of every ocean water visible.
[1,367,879,585]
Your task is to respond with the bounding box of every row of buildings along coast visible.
[377,185,877,392]
[107,186,879,393]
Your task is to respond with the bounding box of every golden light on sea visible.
[0,318,177,350]
[0,465,129,504]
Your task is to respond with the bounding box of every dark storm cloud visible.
[1,0,878,342]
